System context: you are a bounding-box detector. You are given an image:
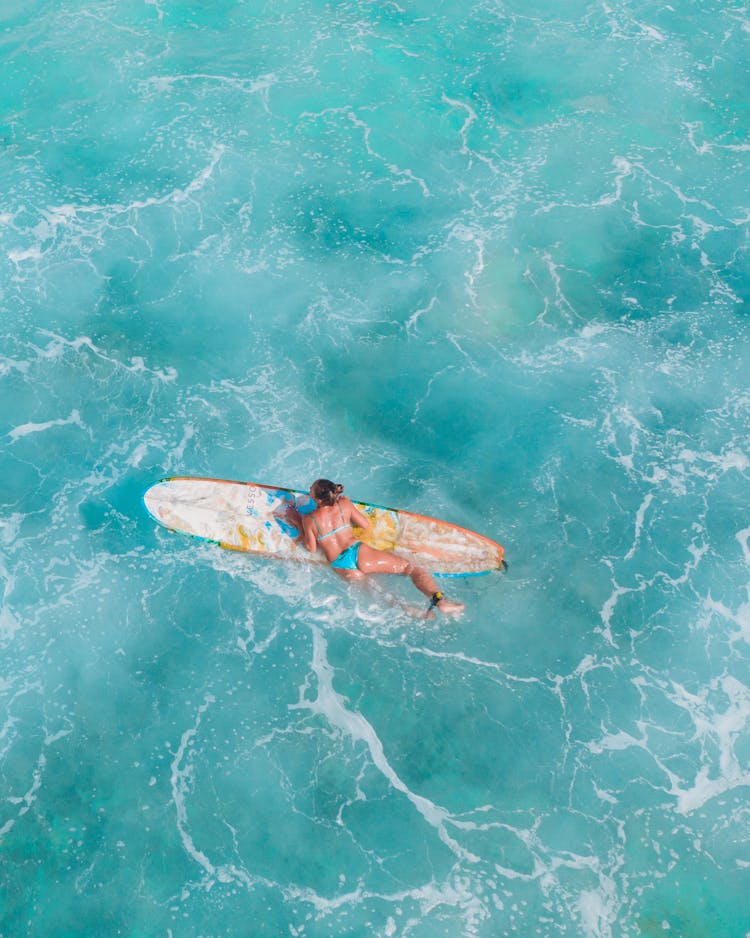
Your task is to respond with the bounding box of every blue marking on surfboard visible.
[275,518,299,538]
[292,493,316,515]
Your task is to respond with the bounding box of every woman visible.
[298,479,464,616]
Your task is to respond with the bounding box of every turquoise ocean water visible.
[2,1,749,935]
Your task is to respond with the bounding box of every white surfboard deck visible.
[143,477,505,577]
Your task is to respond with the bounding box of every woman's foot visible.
[437,598,464,615]
[429,592,464,616]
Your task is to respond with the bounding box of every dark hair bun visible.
[311,478,344,506]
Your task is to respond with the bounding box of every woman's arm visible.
[347,498,370,530]
[300,515,318,553]
[282,504,304,542]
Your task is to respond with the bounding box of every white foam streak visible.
[447,224,487,308]
[668,676,750,815]
[170,695,218,878]
[0,751,46,843]
[348,111,430,198]
[34,330,177,382]
[169,695,267,891]
[286,871,490,932]
[736,526,750,566]
[7,409,87,444]
[589,672,750,816]
[140,73,275,97]
[0,513,24,547]
[0,355,30,377]
[7,148,227,271]
[292,626,478,862]
[144,0,164,21]
[579,885,616,938]
[587,729,644,755]
[701,594,750,646]
[598,156,635,207]
[597,572,644,647]
[441,94,500,174]
[405,296,437,335]
[0,606,20,643]
[299,107,430,197]
[624,493,653,561]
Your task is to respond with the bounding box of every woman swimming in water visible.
[298,479,464,616]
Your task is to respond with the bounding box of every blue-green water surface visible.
[1,1,749,935]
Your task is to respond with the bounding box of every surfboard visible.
[143,477,505,577]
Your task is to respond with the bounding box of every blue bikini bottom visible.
[330,541,361,571]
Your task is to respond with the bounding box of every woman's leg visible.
[355,543,463,613]
[332,568,366,582]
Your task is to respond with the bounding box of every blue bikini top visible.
[313,502,350,541]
